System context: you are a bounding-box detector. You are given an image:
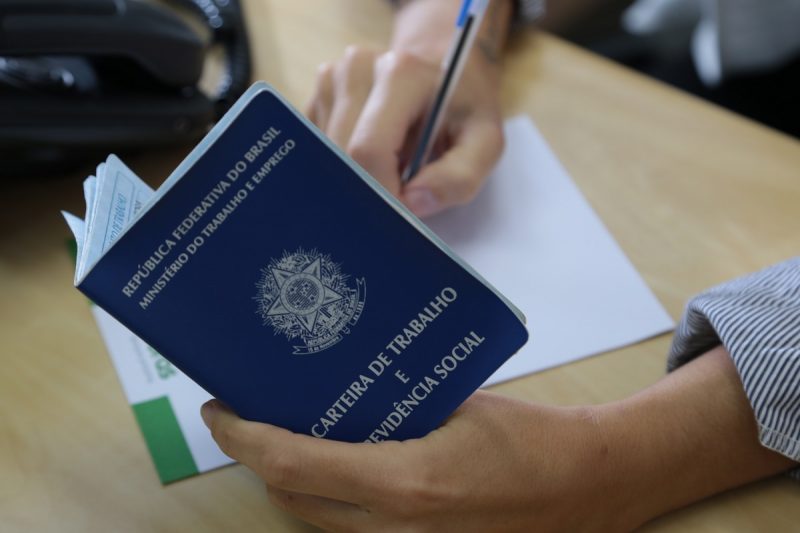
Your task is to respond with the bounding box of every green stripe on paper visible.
[132,396,199,484]
[66,238,78,262]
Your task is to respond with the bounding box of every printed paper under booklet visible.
[63,82,529,443]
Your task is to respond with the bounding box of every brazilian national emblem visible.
[255,248,366,354]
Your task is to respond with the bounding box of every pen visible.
[401,0,490,183]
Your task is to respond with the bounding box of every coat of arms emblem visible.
[255,249,366,354]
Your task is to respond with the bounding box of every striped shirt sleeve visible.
[668,257,800,480]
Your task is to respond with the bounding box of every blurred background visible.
[541,0,800,139]
[0,0,251,178]
[0,0,797,180]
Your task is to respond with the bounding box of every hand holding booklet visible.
[63,82,529,443]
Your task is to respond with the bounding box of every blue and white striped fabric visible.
[669,257,800,479]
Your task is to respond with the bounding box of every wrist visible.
[391,0,513,68]
[391,0,459,59]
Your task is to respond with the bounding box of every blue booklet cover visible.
[70,82,529,443]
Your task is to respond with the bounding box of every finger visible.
[201,400,407,505]
[267,485,374,532]
[347,51,439,197]
[326,46,377,149]
[305,62,335,130]
[401,115,504,217]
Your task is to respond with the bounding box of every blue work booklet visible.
[63,82,529,443]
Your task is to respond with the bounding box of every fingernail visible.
[200,400,216,427]
[405,188,440,218]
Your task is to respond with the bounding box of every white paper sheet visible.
[425,116,675,385]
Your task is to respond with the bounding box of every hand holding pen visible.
[305,0,513,218]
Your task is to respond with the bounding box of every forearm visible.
[600,345,798,528]
[204,344,797,532]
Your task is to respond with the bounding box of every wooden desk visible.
[1,1,798,531]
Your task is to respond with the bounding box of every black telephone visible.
[0,0,252,176]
